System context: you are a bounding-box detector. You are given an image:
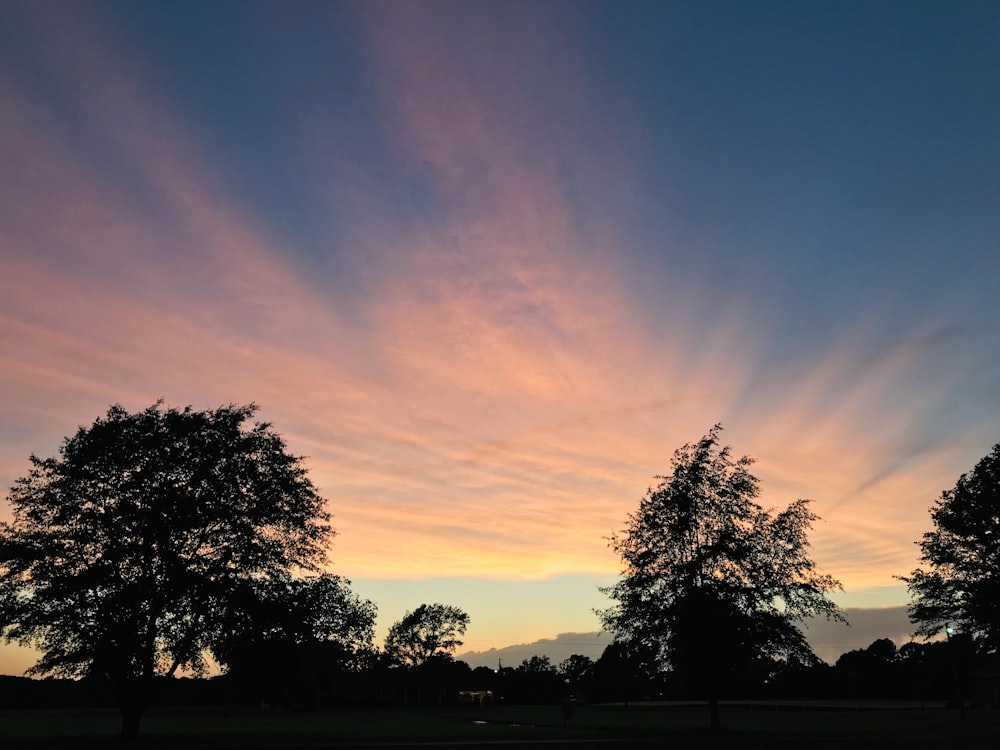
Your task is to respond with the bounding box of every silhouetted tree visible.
[897,640,952,703]
[471,664,499,686]
[600,425,842,729]
[765,652,831,700]
[834,638,899,698]
[216,573,376,707]
[591,640,662,704]
[518,654,555,673]
[558,654,595,685]
[0,403,333,737]
[385,603,470,667]
[509,654,561,704]
[900,442,1000,652]
[558,654,595,706]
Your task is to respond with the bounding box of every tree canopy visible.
[0,402,361,735]
[901,442,1000,651]
[215,572,376,708]
[218,573,376,655]
[600,425,841,728]
[558,653,595,683]
[384,603,470,666]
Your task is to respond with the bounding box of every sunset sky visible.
[2,0,998,675]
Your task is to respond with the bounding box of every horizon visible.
[0,604,916,677]
[1,1,998,677]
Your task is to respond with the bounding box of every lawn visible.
[0,701,996,749]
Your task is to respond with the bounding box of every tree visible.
[384,603,470,667]
[518,654,555,673]
[0,402,344,736]
[834,638,900,699]
[599,425,842,729]
[215,573,376,707]
[558,654,595,707]
[591,640,661,704]
[219,573,376,656]
[557,653,595,685]
[900,442,1000,652]
[512,655,560,704]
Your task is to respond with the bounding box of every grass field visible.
[1,701,997,749]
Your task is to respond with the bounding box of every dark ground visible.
[1,702,997,750]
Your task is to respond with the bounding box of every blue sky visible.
[1,0,998,674]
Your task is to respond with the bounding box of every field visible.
[1,701,997,749]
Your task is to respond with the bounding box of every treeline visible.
[3,635,995,711]
[3,405,999,736]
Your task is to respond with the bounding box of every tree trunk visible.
[120,702,144,739]
[708,691,721,731]
[114,672,154,739]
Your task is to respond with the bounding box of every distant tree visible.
[897,639,966,703]
[558,654,595,707]
[600,425,842,729]
[834,638,899,699]
[557,654,595,684]
[897,640,928,663]
[0,403,335,737]
[518,654,555,673]
[764,652,831,700]
[591,640,661,704]
[385,603,470,667]
[511,654,561,704]
[867,637,899,663]
[470,664,499,687]
[900,443,1000,651]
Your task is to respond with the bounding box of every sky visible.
[1,0,998,676]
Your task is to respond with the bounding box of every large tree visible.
[900,442,1000,651]
[600,425,841,729]
[0,402,350,736]
[384,603,470,667]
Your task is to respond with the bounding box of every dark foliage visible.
[600,425,842,728]
[0,402,360,735]
[506,655,561,704]
[217,573,377,708]
[901,443,1000,651]
[590,640,664,703]
[385,603,470,667]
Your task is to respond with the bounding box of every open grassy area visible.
[0,702,997,749]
